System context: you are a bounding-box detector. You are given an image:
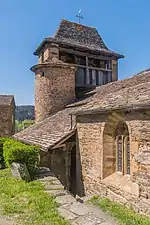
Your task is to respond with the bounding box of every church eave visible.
[34,38,124,59]
[72,104,150,116]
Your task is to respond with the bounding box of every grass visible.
[90,196,150,225]
[0,169,69,225]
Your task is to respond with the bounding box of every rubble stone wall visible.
[35,66,75,122]
[0,102,15,137]
[76,109,150,216]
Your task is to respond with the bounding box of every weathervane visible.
[76,9,83,24]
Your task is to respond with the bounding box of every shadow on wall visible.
[76,132,85,197]
[39,149,66,184]
[39,137,85,197]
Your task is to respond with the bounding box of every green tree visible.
[15,120,34,133]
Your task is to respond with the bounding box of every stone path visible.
[0,216,14,225]
[37,168,118,225]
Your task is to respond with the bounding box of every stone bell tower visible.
[31,43,75,122]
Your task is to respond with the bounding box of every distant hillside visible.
[15,105,35,121]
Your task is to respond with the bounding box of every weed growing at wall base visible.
[90,196,150,225]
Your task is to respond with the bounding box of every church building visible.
[14,19,150,216]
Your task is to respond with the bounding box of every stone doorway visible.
[70,144,76,195]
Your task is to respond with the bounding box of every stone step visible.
[51,179,62,185]
[44,184,64,190]
[44,189,68,197]
[37,176,58,182]
[36,173,56,179]
[71,212,105,225]
[69,202,91,216]
[58,207,77,220]
[55,195,76,205]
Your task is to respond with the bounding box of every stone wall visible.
[112,59,118,82]
[38,44,60,63]
[40,147,70,189]
[0,101,15,137]
[35,65,75,122]
[76,109,150,216]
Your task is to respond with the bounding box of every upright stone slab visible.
[10,162,30,181]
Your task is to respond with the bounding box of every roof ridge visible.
[0,94,14,97]
[56,19,97,32]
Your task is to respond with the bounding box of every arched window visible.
[115,122,130,175]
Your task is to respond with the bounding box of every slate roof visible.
[73,82,150,115]
[0,95,14,106]
[13,108,77,151]
[34,19,124,58]
[68,68,150,108]
[13,69,150,150]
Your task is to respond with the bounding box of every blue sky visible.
[0,0,150,105]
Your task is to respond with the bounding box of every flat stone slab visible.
[44,190,68,197]
[51,179,62,185]
[101,222,116,225]
[44,184,64,190]
[72,213,105,225]
[38,176,58,182]
[70,202,91,216]
[58,207,77,220]
[55,195,76,205]
[0,217,14,225]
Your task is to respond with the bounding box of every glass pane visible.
[117,136,122,172]
[126,137,130,175]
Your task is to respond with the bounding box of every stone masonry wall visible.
[112,60,118,82]
[76,109,150,216]
[38,44,59,63]
[76,114,105,192]
[35,66,75,122]
[0,102,15,137]
[40,148,69,189]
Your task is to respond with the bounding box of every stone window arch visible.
[115,121,130,175]
[103,116,130,179]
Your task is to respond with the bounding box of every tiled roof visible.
[13,69,150,150]
[72,70,150,114]
[55,19,108,50]
[69,68,150,109]
[0,95,14,106]
[34,20,124,58]
[13,108,77,151]
[73,82,150,115]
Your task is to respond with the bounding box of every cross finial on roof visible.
[76,9,83,24]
